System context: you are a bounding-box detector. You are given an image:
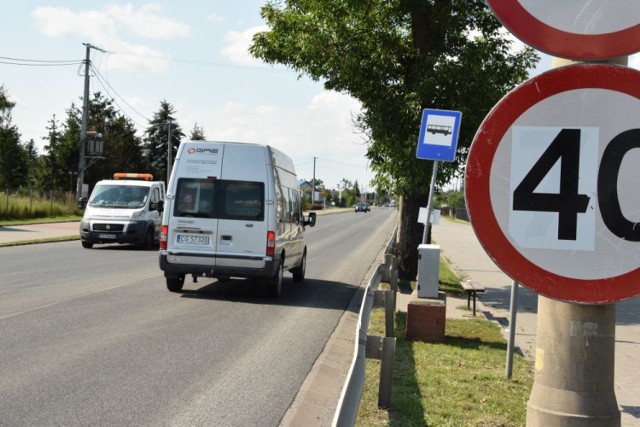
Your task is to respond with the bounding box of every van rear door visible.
[166,143,224,268]
[215,144,270,270]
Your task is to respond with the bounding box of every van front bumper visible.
[159,252,281,280]
[80,219,148,245]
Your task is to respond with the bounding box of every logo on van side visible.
[187,147,219,154]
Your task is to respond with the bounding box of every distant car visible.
[355,202,370,213]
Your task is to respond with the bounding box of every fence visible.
[438,206,469,221]
[0,188,81,219]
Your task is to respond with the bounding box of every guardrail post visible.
[365,335,396,409]
[378,336,395,408]
[385,290,395,338]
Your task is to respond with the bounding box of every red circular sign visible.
[487,0,640,60]
[466,64,640,304]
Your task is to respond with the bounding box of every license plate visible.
[98,234,116,239]
[177,234,210,245]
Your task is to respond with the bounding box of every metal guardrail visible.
[332,228,398,427]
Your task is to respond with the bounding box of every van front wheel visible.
[140,227,155,250]
[292,250,306,283]
[166,275,185,293]
[267,261,283,298]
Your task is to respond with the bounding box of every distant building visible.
[297,179,313,193]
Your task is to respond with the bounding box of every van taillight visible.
[160,225,168,250]
[266,231,276,256]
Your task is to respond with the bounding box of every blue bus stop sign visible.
[416,108,462,162]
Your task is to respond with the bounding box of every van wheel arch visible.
[292,248,306,282]
[267,259,284,298]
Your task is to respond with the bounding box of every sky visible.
[2,2,639,192]
[1,1,370,191]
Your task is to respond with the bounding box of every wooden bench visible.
[461,280,485,316]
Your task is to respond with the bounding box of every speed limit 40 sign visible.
[465,64,640,304]
[487,0,640,60]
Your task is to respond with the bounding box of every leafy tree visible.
[144,100,185,183]
[0,86,27,189]
[43,92,144,194]
[251,0,538,278]
[436,190,465,208]
[41,115,66,191]
[309,178,324,189]
[80,92,145,186]
[189,122,206,140]
[23,139,38,164]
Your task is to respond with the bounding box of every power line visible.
[89,63,151,125]
[0,58,81,67]
[113,51,292,73]
[316,156,368,169]
[0,55,81,64]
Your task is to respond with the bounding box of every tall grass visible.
[0,191,82,221]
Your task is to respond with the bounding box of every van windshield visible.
[88,184,149,209]
[174,178,264,221]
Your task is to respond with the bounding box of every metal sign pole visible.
[505,280,519,379]
[421,160,439,244]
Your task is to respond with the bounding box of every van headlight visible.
[130,210,144,220]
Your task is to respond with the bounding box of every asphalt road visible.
[0,208,397,426]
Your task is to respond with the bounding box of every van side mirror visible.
[152,200,164,213]
[304,212,317,228]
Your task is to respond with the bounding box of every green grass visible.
[357,255,534,426]
[357,314,533,426]
[0,193,82,222]
[0,215,82,227]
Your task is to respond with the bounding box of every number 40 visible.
[513,128,640,241]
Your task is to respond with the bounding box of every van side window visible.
[275,185,285,220]
[292,189,301,223]
[283,188,293,222]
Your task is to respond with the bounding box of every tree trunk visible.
[396,193,429,280]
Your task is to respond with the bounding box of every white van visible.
[79,173,165,249]
[159,141,316,297]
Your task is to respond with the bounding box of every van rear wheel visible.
[267,261,283,298]
[166,275,185,293]
[292,250,306,283]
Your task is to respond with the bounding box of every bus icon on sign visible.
[427,124,452,136]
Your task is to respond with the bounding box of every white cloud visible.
[221,25,268,66]
[106,42,171,72]
[106,4,191,39]
[183,91,369,188]
[32,7,118,39]
[31,4,189,72]
[207,13,224,23]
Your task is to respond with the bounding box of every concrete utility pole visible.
[312,156,316,203]
[76,43,107,202]
[525,56,625,427]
